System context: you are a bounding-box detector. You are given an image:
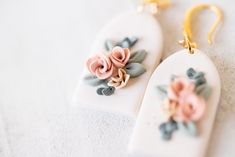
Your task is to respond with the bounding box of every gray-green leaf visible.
[116,37,138,48]
[102,86,115,96]
[83,74,106,86]
[104,40,115,51]
[194,77,206,87]
[178,122,197,136]
[125,63,146,78]
[187,68,196,79]
[128,50,147,63]
[156,85,168,99]
[196,84,211,100]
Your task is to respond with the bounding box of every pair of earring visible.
[74,1,222,157]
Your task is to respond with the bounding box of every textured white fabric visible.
[0,0,234,157]
[0,115,11,157]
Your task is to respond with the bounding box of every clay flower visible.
[108,68,130,89]
[163,99,179,119]
[110,46,130,68]
[157,68,211,140]
[178,93,206,122]
[168,77,195,101]
[86,53,113,79]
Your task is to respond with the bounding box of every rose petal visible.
[168,77,195,101]
[178,93,206,122]
[86,56,99,74]
[112,46,125,61]
[107,68,130,89]
[123,48,130,65]
[95,64,113,79]
[110,46,130,68]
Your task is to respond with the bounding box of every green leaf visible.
[194,77,206,87]
[171,74,178,81]
[128,50,147,64]
[104,40,115,51]
[156,85,168,99]
[187,68,196,79]
[196,84,211,100]
[178,122,198,136]
[102,86,115,96]
[115,37,138,48]
[83,74,106,86]
[125,63,146,78]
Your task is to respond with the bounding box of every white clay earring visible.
[129,4,222,157]
[73,0,171,117]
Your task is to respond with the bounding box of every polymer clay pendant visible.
[129,4,222,157]
[73,7,164,117]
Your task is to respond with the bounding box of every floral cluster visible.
[84,37,148,96]
[157,68,211,140]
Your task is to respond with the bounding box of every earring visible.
[73,0,171,117]
[129,4,222,157]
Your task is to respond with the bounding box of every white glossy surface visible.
[74,11,163,117]
[129,49,221,157]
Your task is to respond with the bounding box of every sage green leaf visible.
[171,74,178,81]
[116,37,138,48]
[193,72,205,79]
[125,63,146,78]
[187,68,196,79]
[83,74,106,86]
[104,40,115,51]
[195,77,206,87]
[102,86,115,96]
[196,84,211,100]
[178,122,197,136]
[128,50,147,63]
[156,85,168,99]
[96,87,105,95]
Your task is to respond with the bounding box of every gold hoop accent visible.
[179,4,223,54]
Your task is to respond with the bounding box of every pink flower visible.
[86,53,114,79]
[168,77,195,101]
[110,46,130,68]
[163,99,179,119]
[165,76,205,122]
[178,93,206,122]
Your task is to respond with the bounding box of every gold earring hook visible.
[179,4,223,54]
[138,0,171,14]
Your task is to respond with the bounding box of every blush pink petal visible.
[110,46,130,68]
[178,93,206,122]
[123,48,130,65]
[87,57,100,74]
[96,64,114,79]
[168,77,195,101]
[111,58,125,68]
[86,53,113,79]
[112,47,125,61]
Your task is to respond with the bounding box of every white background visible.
[0,0,234,157]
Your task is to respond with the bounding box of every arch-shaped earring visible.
[129,4,223,157]
[73,0,172,117]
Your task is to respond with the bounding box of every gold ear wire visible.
[179,4,223,54]
[138,0,171,14]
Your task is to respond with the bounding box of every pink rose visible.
[86,53,114,79]
[110,46,130,68]
[168,77,195,101]
[178,93,206,122]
